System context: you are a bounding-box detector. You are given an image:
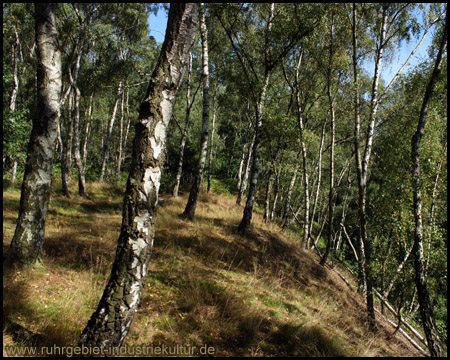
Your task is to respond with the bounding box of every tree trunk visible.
[294,49,311,249]
[61,91,73,197]
[182,4,210,220]
[270,169,281,222]
[9,26,20,112]
[71,48,89,198]
[99,80,123,182]
[73,85,88,198]
[263,169,274,222]
[321,16,336,266]
[9,27,21,184]
[173,52,192,197]
[308,117,326,239]
[410,14,446,357]
[116,85,125,178]
[8,3,61,267]
[237,3,275,235]
[207,85,217,193]
[282,168,298,230]
[236,141,247,190]
[352,3,367,301]
[78,4,198,354]
[236,130,255,206]
[237,72,270,234]
[82,92,94,171]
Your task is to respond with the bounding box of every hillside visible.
[3,181,424,357]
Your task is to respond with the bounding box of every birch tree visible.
[8,3,62,266]
[410,12,446,357]
[183,3,211,220]
[79,3,198,353]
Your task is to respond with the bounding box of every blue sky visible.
[147,6,437,84]
[148,11,168,44]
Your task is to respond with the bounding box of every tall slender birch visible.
[173,51,193,197]
[321,14,336,266]
[183,3,210,220]
[410,13,446,357]
[238,3,275,234]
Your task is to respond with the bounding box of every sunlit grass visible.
[3,179,424,357]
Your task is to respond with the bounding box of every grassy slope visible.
[3,180,423,357]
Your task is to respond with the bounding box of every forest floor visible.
[3,180,425,357]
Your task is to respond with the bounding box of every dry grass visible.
[3,180,424,357]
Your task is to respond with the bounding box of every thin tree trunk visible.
[352,3,367,299]
[99,80,123,182]
[173,52,192,197]
[282,168,298,230]
[238,3,275,235]
[237,73,270,234]
[410,14,446,357]
[82,92,94,170]
[8,3,61,266]
[9,26,20,112]
[182,4,210,220]
[122,86,131,171]
[9,27,21,184]
[335,166,351,253]
[357,4,388,328]
[263,170,274,222]
[73,83,88,197]
[270,169,280,222]
[207,85,217,193]
[70,46,88,198]
[308,117,327,238]
[237,130,255,206]
[61,91,73,197]
[294,49,311,249]
[11,161,18,184]
[236,142,247,190]
[116,84,125,177]
[79,4,198,354]
[321,16,336,266]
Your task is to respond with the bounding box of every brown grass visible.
[3,181,424,357]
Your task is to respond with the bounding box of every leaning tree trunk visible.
[78,4,198,354]
[410,14,446,358]
[8,3,61,267]
[182,4,210,220]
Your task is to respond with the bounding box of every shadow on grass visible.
[139,261,347,357]
[3,267,80,353]
[156,215,328,289]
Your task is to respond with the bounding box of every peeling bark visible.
[78,4,198,354]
